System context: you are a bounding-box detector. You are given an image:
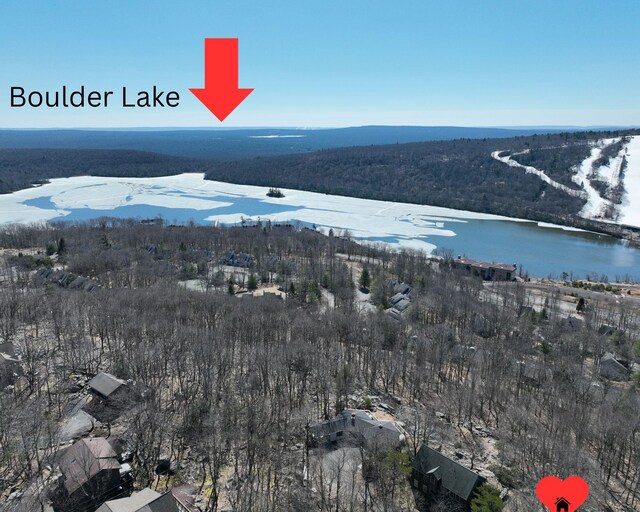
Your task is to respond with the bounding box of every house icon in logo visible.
[555,497,570,512]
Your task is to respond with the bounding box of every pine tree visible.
[359,268,371,291]
[247,274,258,292]
[470,484,505,512]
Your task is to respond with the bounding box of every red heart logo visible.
[536,476,589,512]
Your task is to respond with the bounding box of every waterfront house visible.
[453,256,516,281]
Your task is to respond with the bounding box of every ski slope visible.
[492,135,640,228]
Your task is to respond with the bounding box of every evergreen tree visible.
[359,268,371,291]
[247,274,258,292]
[470,484,505,512]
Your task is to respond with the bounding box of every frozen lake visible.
[1,173,639,280]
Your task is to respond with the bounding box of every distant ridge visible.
[0,125,570,160]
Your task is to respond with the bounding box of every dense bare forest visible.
[0,221,639,511]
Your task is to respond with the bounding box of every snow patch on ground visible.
[571,139,619,220]
[493,136,640,228]
[592,140,625,185]
[572,136,640,226]
[619,135,640,227]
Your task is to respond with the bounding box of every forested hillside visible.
[0,149,201,194]
[204,129,640,234]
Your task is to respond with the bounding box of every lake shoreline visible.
[1,173,639,280]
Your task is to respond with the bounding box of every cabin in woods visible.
[54,437,124,512]
[96,488,179,512]
[308,409,404,449]
[411,444,485,508]
[85,372,133,421]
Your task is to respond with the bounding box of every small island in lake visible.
[267,187,285,198]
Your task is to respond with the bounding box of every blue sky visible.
[1,0,639,128]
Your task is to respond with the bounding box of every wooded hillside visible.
[0,221,638,511]
[204,130,640,231]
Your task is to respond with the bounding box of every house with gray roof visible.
[394,298,412,312]
[387,308,402,321]
[558,315,584,333]
[0,341,15,355]
[37,268,98,291]
[412,444,485,507]
[85,372,133,421]
[393,282,412,295]
[89,372,128,399]
[308,409,404,450]
[599,353,631,381]
[96,488,179,512]
[389,292,407,306]
[514,359,553,387]
[221,251,254,267]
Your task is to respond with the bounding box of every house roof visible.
[169,484,199,512]
[309,409,403,448]
[515,359,552,383]
[600,353,630,373]
[88,372,127,398]
[59,437,120,494]
[390,293,406,305]
[455,257,516,272]
[393,283,412,295]
[395,299,412,312]
[387,308,402,320]
[559,315,584,331]
[96,488,179,512]
[602,352,626,365]
[413,445,484,502]
[0,352,20,365]
[0,342,15,355]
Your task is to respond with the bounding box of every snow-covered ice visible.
[0,173,524,253]
[3,173,640,279]
[248,135,306,139]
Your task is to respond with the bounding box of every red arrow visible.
[190,38,254,122]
